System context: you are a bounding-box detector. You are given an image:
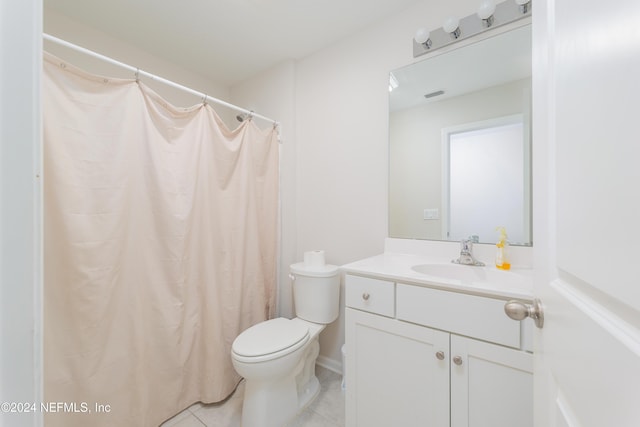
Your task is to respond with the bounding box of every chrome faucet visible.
[452,236,485,266]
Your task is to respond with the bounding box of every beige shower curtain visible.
[42,53,278,427]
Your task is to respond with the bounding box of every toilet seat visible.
[232,317,310,364]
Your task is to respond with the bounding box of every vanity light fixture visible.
[443,16,461,39]
[477,0,496,27]
[414,28,432,49]
[514,0,531,14]
[413,0,531,58]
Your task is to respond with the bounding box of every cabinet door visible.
[450,335,533,427]
[346,308,450,427]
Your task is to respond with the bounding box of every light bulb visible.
[477,0,496,20]
[414,28,430,45]
[443,16,460,33]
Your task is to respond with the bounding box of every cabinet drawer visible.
[345,275,395,317]
[396,284,520,348]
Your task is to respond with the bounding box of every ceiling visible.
[44,0,420,86]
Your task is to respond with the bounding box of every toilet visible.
[231,254,340,427]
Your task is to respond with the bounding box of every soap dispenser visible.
[495,226,511,270]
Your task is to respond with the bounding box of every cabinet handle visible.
[435,351,445,360]
[362,292,370,301]
[453,356,463,366]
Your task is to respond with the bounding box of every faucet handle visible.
[454,237,485,266]
[460,238,472,253]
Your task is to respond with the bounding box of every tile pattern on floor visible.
[160,366,344,427]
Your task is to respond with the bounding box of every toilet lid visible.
[232,318,309,358]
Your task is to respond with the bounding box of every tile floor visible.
[160,366,345,427]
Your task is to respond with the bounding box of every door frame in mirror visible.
[441,114,531,245]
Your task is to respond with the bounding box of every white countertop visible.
[340,252,534,301]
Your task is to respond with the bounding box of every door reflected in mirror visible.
[445,115,528,244]
[389,23,532,246]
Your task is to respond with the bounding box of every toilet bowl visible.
[231,256,339,427]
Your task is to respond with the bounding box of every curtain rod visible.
[43,33,279,127]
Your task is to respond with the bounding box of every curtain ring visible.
[135,68,140,82]
[202,94,208,105]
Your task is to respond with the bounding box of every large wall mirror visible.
[389,23,532,246]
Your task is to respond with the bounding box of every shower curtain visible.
[42,53,279,427]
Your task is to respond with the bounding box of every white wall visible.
[1,1,43,426]
[292,0,479,365]
[44,9,233,124]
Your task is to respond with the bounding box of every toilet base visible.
[239,333,322,427]
[297,375,320,412]
[241,372,321,427]
[241,374,299,427]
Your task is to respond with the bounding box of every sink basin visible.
[411,263,529,288]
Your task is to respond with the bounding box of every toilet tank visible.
[290,263,340,324]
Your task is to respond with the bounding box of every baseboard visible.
[316,355,342,375]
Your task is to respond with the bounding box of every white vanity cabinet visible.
[345,274,533,427]
[346,308,450,426]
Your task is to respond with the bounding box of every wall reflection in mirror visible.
[389,24,532,246]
